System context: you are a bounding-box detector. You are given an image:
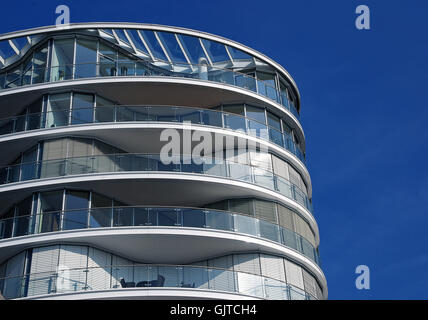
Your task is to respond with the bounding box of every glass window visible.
[267,111,281,131]
[227,46,252,60]
[39,191,63,233]
[46,93,70,128]
[229,199,253,216]
[256,71,277,101]
[157,32,187,64]
[140,31,168,61]
[71,93,94,124]
[201,39,229,63]
[127,30,149,55]
[63,191,89,230]
[50,38,74,81]
[32,43,48,84]
[75,38,97,78]
[99,43,117,77]
[246,106,266,124]
[178,34,208,65]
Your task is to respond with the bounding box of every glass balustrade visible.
[0,61,300,118]
[0,105,305,163]
[0,153,312,212]
[0,263,316,300]
[0,206,319,265]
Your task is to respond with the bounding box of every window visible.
[256,72,277,101]
[46,93,71,128]
[245,106,266,124]
[32,44,48,84]
[39,191,63,233]
[75,38,97,78]
[50,39,74,81]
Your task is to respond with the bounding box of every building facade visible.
[0,23,327,300]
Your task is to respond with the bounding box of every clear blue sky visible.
[1,0,427,299]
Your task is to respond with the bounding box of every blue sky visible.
[1,0,427,299]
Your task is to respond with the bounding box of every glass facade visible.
[0,24,324,300]
[0,30,299,118]
[0,245,323,300]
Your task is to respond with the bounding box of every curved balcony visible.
[1,263,316,300]
[0,205,319,264]
[0,61,300,119]
[0,154,313,213]
[0,105,305,163]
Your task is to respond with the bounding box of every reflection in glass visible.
[71,93,94,124]
[50,39,74,81]
[63,191,89,230]
[75,38,97,78]
[46,93,70,128]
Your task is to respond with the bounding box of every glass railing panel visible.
[95,106,115,123]
[14,116,26,133]
[89,208,112,228]
[183,266,209,289]
[175,107,202,124]
[118,61,136,77]
[148,106,179,122]
[0,217,14,239]
[236,271,264,298]
[156,207,181,226]
[0,119,14,135]
[67,157,93,175]
[39,159,65,179]
[92,155,115,173]
[27,272,56,297]
[247,119,269,141]
[259,220,281,242]
[27,113,42,130]
[14,215,31,237]
[113,207,134,227]
[62,209,89,231]
[205,210,233,231]
[8,165,21,183]
[223,113,246,132]
[201,109,223,127]
[233,213,258,237]
[158,266,179,288]
[253,168,275,190]
[234,74,257,92]
[38,211,61,233]
[182,208,206,228]
[264,277,289,300]
[208,268,236,293]
[269,127,284,147]
[202,162,228,177]
[301,236,316,262]
[20,162,38,181]
[116,106,135,122]
[289,285,306,300]
[281,227,299,252]
[275,176,293,199]
[228,162,252,182]
[113,265,135,288]
[86,265,112,291]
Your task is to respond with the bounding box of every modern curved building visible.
[0,23,326,300]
